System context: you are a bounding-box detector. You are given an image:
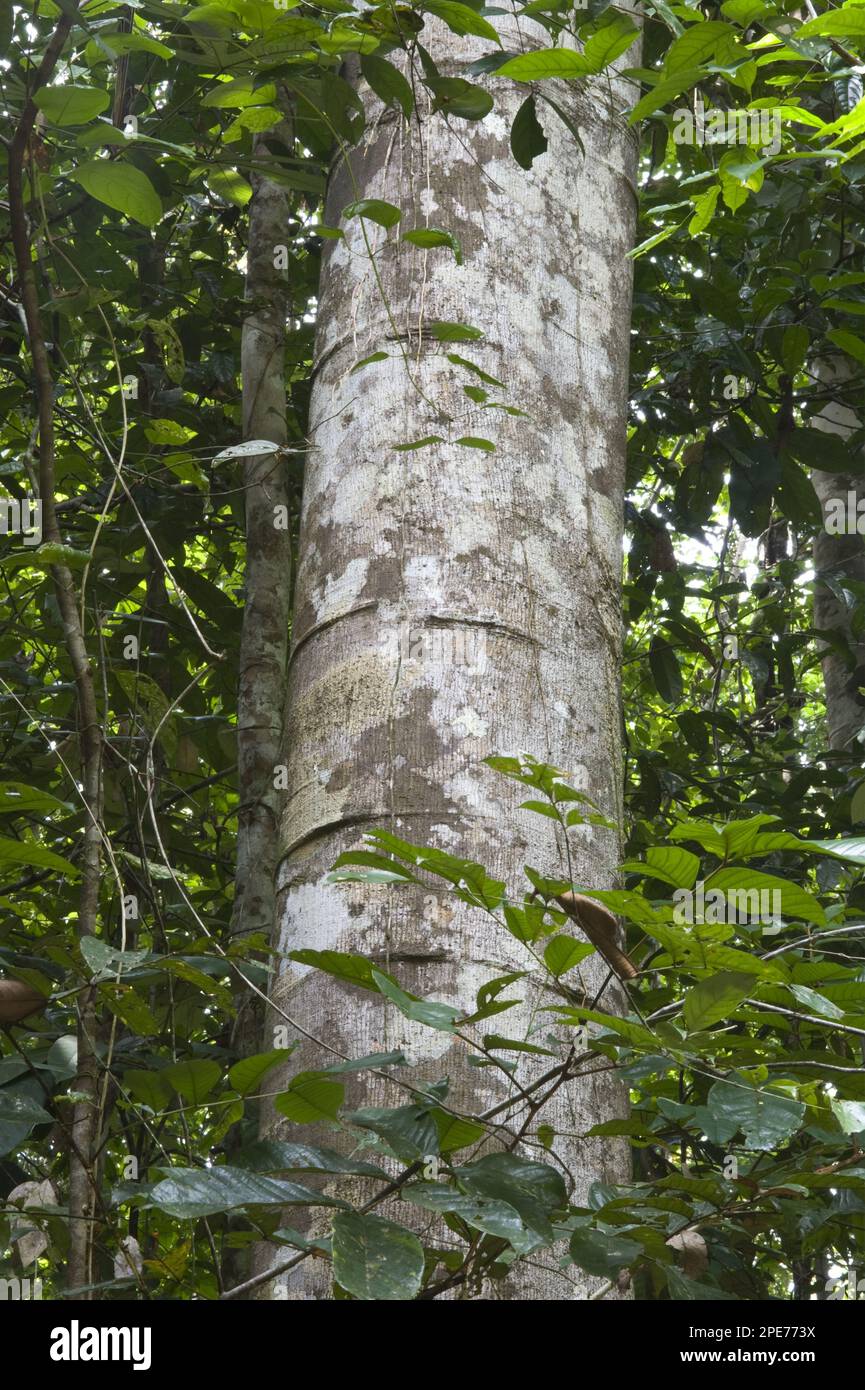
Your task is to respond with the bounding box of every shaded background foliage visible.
[1,0,864,1300]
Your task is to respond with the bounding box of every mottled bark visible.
[232,139,292,979]
[260,19,640,1299]
[811,360,865,752]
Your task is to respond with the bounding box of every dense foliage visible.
[1,0,864,1301]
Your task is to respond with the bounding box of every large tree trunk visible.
[260,21,640,1299]
[811,359,865,753]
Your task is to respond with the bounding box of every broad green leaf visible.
[345,1104,438,1162]
[233,1141,387,1178]
[360,53,413,118]
[274,1072,344,1123]
[0,837,79,877]
[799,11,865,38]
[402,228,463,262]
[0,783,69,815]
[702,868,825,925]
[372,970,460,1032]
[404,1182,541,1251]
[161,1059,222,1104]
[427,77,493,121]
[544,934,594,977]
[432,1111,486,1153]
[570,1225,643,1276]
[831,1100,865,1134]
[422,1,500,44]
[683,971,753,1031]
[98,984,160,1036]
[80,938,150,978]
[35,84,110,124]
[150,1164,345,1218]
[510,94,548,170]
[689,184,720,235]
[706,1078,804,1151]
[289,948,394,992]
[664,21,735,73]
[71,160,162,227]
[343,198,402,228]
[456,1153,567,1242]
[331,1211,425,1301]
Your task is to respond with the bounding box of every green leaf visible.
[71,160,162,227]
[80,937,150,978]
[150,1165,345,1218]
[827,328,865,365]
[429,321,483,342]
[233,1141,387,1178]
[422,1,500,44]
[544,934,594,977]
[207,168,252,206]
[123,1069,173,1112]
[706,1078,804,1151]
[455,1153,567,1242]
[666,1267,739,1300]
[403,1181,530,1243]
[360,53,414,118]
[499,48,595,81]
[289,948,394,992]
[432,1111,487,1153]
[393,435,445,451]
[688,184,720,235]
[799,11,865,38]
[0,1090,52,1125]
[786,984,844,1021]
[781,324,809,375]
[703,868,825,926]
[831,1100,865,1134]
[664,21,735,73]
[427,77,493,121]
[372,970,460,1032]
[628,68,705,124]
[345,1104,439,1162]
[620,845,701,889]
[274,1072,345,1124]
[35,84,110,124]
[683,971,753,1032]
[332,1211,425,1301]
[98,984,160,1037]
[454,436,496,451]
[650,637,682,704]
[581,14,640,73]
[159,1059,221,1104]
[343,198,402,228]
[511,94,548,170]
[402,228,463,263]
[0,783,70,815]
[0,837,79,877]
[569,1225,643,1277]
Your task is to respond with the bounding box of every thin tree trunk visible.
[260,20,640,1299]
[811,359,865,752]
[232,136,292,995]
[7,0,104,1296]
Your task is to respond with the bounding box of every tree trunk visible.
[260,21,640,1299]
[811,359,865,753]
[231,135,292,1007]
